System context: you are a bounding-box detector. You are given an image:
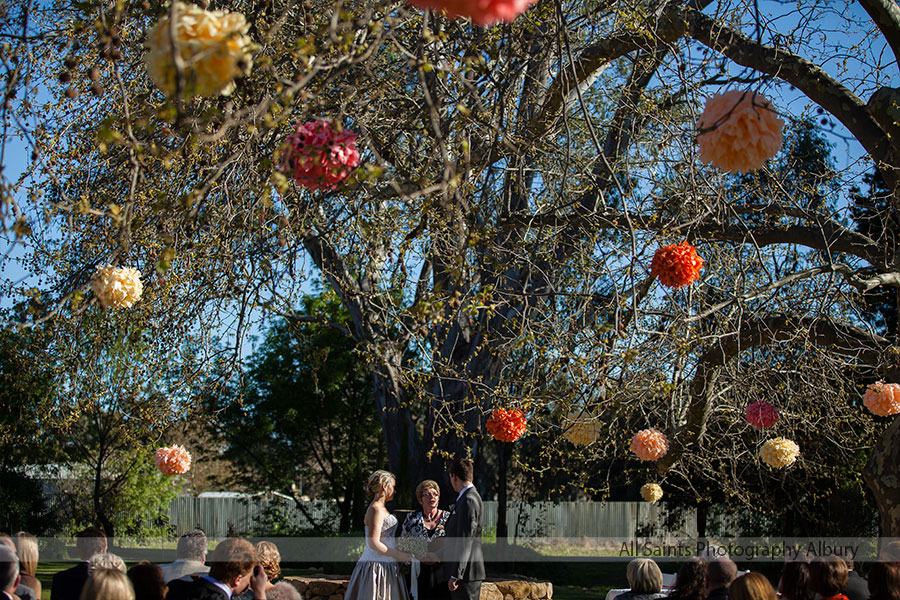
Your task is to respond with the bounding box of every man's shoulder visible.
[53,562,87,581]
[167,577,227,600]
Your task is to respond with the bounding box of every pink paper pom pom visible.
[630,428,669,461]
[155,445,192,475]
[406,0,538,26]
[281,120,361,191]
[697,91,784,173]
[863,382,900,417]
[745,401,780,428]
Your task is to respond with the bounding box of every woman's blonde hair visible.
[626,558,664,593]
[415,480,440,502]
[257,541,282,581]
[367,470,395,499]
[729,573,777,600]
[15,532,38,577]
[79,568,135,600]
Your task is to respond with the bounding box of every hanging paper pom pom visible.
[640,483,663,503]
[863,382,900,417]
[155,445,192,475]
[281,120,361,191]
[745,401,780,429]
[630,429,669,461]
[145,2,252,98]
[759,437,800,469]
[91,265,144,309]
[406,0,538,26]
[486,408,527,442]
[650,242,704,289]
[564,414,601,446]
[697,90,784,173]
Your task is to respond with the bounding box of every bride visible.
[345,470,413,600]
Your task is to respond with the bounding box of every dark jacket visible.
[50,562,90,600]
[443,486,486,583]
[704,587,729,600]
[165,577,230,600]
[846,571,868,600]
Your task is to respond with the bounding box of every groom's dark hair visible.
[450,458,474,482]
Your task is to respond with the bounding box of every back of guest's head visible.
[257,541,281,581]
[176,530,208,561]
[449,458,474,482]
[266,581,304,600]
[0,546,19,593]
[15,532,39,577]
[882,542,900,562]
[626,558,664,594]
[90,552,126,574]
[730,573,777,600]
[780,561,814,600]
[366,470,395,499]
[707,558,738,589]
[810,556,848,596]
[868,562,900,600]
[208,538,258,584]
[80,568,135,600]
[669,557,708,600]
[77,526,108,560]
[127,561,167,600]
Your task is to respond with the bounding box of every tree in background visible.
[211,288,387,532]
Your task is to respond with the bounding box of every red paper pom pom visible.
[650,242,704,288]
[745,401,780,428]
[630,429,669,461]
[406,0,537,26]
[486,408,527,442]
[281,120,361,191]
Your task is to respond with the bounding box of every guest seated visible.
[80,568,135,600]
[867,562,900,600]
[90,552,127,573]
[1,546,21,600]
[0,534,34,600]
[667,558,708,600]
[617,558,667,600]
[128,561,169,600]
[779,560,813,600]
[159,531,210,583]
[400,479,451,600]
[265,582,302,600]
[729,573,777,600]
[845,558,868,600]
[52,526,108,600]
[236,542,281,599]
[15,532,42,599]
[810,556,850,600]
[705,558,738,600]
[165,537,268,600]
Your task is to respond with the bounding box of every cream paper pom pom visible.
[759,437,800,469]
[863,382,900,417]
[697,91,784,173]
[145,2,252,97]
[640,483,663,503]
[91,265,143,309]
[564,414,601,446]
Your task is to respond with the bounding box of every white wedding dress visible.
[344,513,410,600]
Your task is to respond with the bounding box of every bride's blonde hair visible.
[366,470,395,499]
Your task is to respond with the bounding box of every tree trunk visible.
[864,414,900,536]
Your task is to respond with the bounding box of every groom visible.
[444,457,485,600]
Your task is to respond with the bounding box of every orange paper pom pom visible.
[155,445,192,475]
[651,242,704,288]
[863,382,900,417]
[486,408,527,442]
[630,429,669,461]
[697,90,784,173]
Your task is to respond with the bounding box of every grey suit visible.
[444,486,485,600]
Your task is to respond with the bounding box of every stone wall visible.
[284,576,553,600]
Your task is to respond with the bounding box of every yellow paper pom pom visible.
[640,483,663,503]
[759,437,800,469]
[91,265,143,309]
[564,414,601,446]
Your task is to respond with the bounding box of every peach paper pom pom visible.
[564,414,601,446]
[651,242,704,288]
[155,445,192,475]
[640,483,663,503]
[281,120,361,191]
[863,382,900,417]
[406,0,538,26]
[91,265,143,309]
[630,429,669,461]
[745,401,780,429]
[759,437,799,469]
[697,90,784,173]
[486,408,528,442]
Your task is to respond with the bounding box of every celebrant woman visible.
[399,480,451,600]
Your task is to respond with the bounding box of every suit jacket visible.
[159,559,210,583]
[845,570,868,600]
[165,576,230,600]
[443,486,486,583]
[50,561,90,600]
